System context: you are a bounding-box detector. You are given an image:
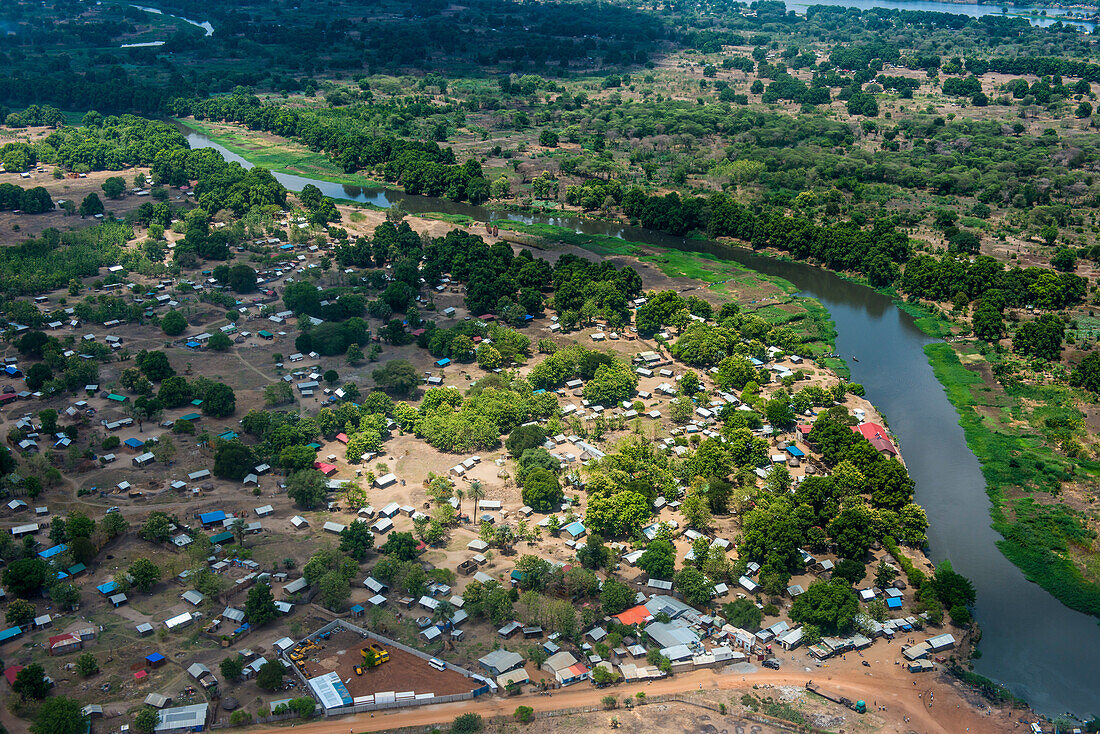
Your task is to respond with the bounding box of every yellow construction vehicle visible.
[360,642,390,667]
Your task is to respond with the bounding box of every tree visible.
[220,655,245,682]
[160,309,187,336]
[372,360,418,395]
[828,503,876,559]
[381,531,419,561]
[76,652,99,677]
[264,381,295,406]
[245,582,279,626]
[214,441,256,481]
[279,444,316,473]
[102,176,126,199]
[506,425,546,455]
[50,583,80,611]
[136,350,174,381]
[3,557,50,598]
[583,361,638,405]
[585,491,650,537]
[638,538,676,579]
[1013,314,1065,361]
[140,512,173,543]
[1070,352,1100,394]
[680,489,712,529]
[971,301,1003,342]
[790,580,859,634]
[674,567,712,606]
[287,469,327,509]
[24,363,53,391]
[832,558,866,585]
[5,598,35,626]
[13,663,50,700]
[468,480,486,518]
[476,344,502,370]
[1051,247,1077,273]
[201,381,236,417]
[79,192,104,217]
[722,598,763,631]
[340,520,375,560]
[346,343,365,365]
[208,332,233,351]
[319,569,351,610]
[514,705,534,723]
[600,577,635,615]
[134,707,160,734]
[450,713,484,734]
[867,459,914,511]
[256,660,285,691]
[129,558,161,592]
[521,467,563,512]
[927,560,976,610]
[32,697,88,734]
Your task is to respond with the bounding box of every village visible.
[0,173,992,734]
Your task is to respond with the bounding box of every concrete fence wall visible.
[284,619,484,717]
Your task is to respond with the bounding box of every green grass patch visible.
[924,343,1100,618]
[896,300,953,338]
[421,212,476,226]
[493,221,640,255]
[176,118,387,187]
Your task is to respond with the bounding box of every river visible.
[129,4,214,37]
[185,130,1100,719]
[781,0,1098,30]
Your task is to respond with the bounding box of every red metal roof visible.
[4,666,23,686]
[48,633,80,648]
[613,604,652,627]
[313,462,337,475]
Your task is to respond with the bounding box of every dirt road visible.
[250,661,1020,734]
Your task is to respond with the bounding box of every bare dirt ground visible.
[298,628,477,699]
[0,166,156,240]
[249,655,1022,734]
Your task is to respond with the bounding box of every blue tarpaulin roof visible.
[784,446,805,457]
[0,627,22,642]
[886,597,903,609]
[564,521,586,537]
[145,653,166,664]
[199,511,226,524]
[97,582,118,595]
[38,544,66,559]
[435,358,451,366]
[124,438,144,448]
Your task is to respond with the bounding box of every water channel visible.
[185,130,1100,719]
[780,0,1098,31]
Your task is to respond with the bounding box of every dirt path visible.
[248,664,1018,734]
[234,348,276,384]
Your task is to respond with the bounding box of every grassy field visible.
[176,118,387,187]
[492,220,842,360]
[925,342,1100,618]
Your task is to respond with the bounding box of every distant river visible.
[129,4,214,36]
[782,0,1097,30]
[184,128,1100,720]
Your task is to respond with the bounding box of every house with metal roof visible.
[154,702,209,732]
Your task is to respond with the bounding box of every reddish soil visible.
[299,629,477,698]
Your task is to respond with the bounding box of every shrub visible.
[514,705,534,723]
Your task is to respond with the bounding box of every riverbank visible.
[176,118,388,187]
[925,343,1100,619]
